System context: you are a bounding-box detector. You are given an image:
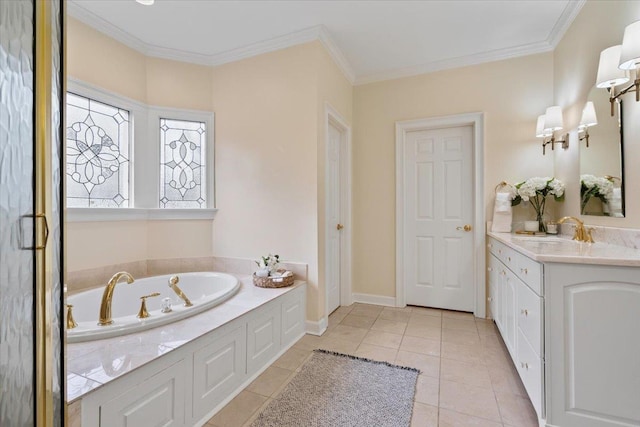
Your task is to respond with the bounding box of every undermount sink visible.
[512,235,574,243]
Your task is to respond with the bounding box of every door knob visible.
[456,224,472,232]
[336,224,344,230]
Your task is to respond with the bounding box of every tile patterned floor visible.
[207,303,538,427]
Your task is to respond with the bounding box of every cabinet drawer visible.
[517,329,543,419]
[517,278,542,356]
[488,238,514,268]
[516,254,543,296]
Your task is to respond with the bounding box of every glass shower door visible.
[0,0,64,425]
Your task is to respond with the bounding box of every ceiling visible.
[68,0,585,85]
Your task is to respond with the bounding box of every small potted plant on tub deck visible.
[253,254,294,288]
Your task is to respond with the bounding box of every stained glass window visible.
[66,93,130,207]
[160,118,206,208]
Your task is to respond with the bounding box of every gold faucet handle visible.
[66,304,78,329]
[586,227,595,243]
[137,292,161,319]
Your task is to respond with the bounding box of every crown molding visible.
[355,0,585,86]
[67,1,355,82]
[355,40,554,85]
[68,0,582,88]
[547,0,586,48]
[317,27,356,84]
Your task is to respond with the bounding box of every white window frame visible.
[149,108,215,210]
[66,78,217,222]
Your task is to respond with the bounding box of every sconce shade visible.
[580,101,598,129]
[619,20,640,70]
[596,45,629,88]
[543,106,564,131]
[535,115,550,137]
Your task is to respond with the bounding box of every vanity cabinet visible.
[488,239,544,418]
[488,235,640,427]
[545,263,640,427]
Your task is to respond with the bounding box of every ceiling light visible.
[136,0,154,5]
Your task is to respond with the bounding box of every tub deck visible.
[66,275,305,402]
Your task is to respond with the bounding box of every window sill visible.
[66,208,218,222]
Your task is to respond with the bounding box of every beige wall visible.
[68,18,352,321]
[68,3,640,309]
[210,42,352,321]
[315,44,354,317]
[553,1,640,227]
[210,43,320,319]
[67,18,215,271]
[352,54,555,297]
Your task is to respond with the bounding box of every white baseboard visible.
[305,317,327,336]
[352,293,397,307]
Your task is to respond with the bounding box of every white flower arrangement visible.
[255,254,280,277]
[512,177,565,232]
[580,174,614,214]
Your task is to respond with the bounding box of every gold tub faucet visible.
[168,276,193,307]
[98,271,135,326]
[556,216,595,243]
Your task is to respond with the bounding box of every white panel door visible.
[404,126,474,311]
[327,122,342,314]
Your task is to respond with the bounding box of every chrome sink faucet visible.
[556,216,595,243]
[98,272,135,326]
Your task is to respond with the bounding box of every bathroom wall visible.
[209,43,319,319]
[67,18,216,272]
[553,0,640,228]
[352,54,555,297]
[67,17,352,322]
[210,41,352,322]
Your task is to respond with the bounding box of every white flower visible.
[548,178,565,197]
[581,174,613,201]
[516,177,565,201]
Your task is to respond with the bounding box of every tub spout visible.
[168,276,193,307]
[98,272,135,326]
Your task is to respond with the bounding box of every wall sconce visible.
[578,101,598,148]
[536,106,568,155]
[596,20,640,115]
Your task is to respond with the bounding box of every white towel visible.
[608,187,623,217]
[491,192,512,232]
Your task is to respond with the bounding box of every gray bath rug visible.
[250,349,420,427]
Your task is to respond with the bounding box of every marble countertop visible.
[488,232,640,267]
[66,275,305,403]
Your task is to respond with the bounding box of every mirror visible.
[579,85,625,217]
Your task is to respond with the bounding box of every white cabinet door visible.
[247,304,281,375]
[100,359,186,427]
[502,270,517,357]
[281,288,305,348]
[546,263,640,427]
[488,255,500,322]
[192,326,246,420]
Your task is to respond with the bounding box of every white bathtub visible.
[67,272,241,343]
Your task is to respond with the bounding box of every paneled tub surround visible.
[67,276,306,427]
[487,231,640,427]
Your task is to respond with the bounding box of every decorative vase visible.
[536,211,547,233]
